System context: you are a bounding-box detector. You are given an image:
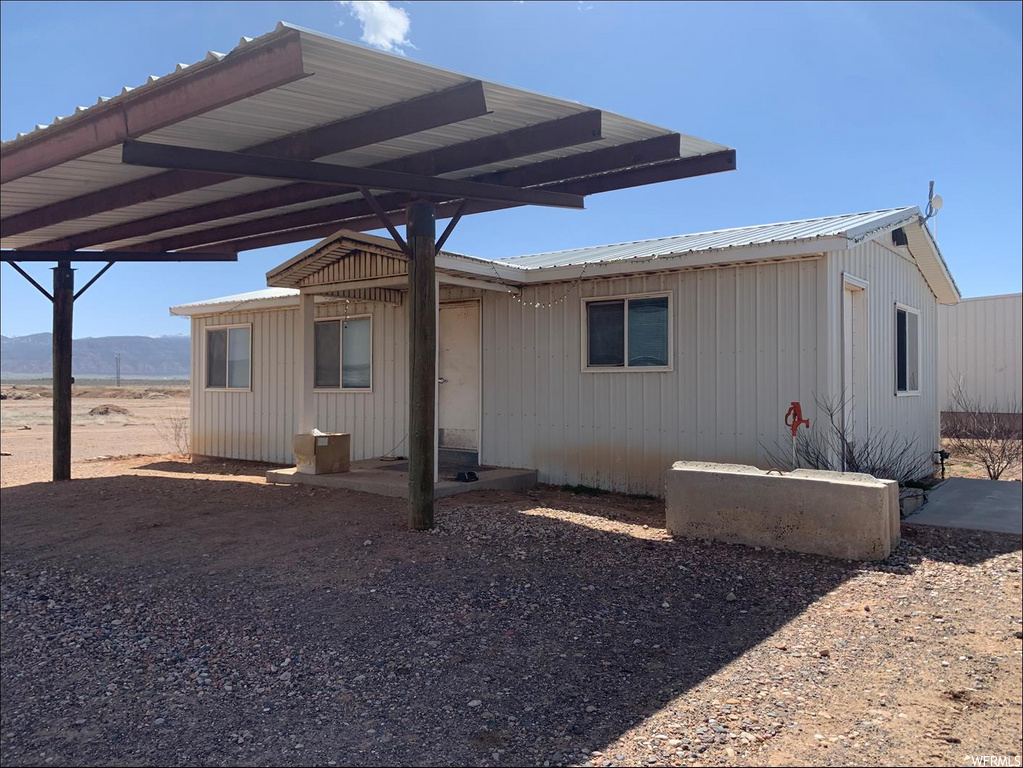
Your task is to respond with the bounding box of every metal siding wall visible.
[189,299,410,464]
[939,294,1022,410]
[313,299,408,461]
[480,261,824,496]
[824,240,941,471]
[190,308,295,464]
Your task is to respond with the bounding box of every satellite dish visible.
[931,194,944,213]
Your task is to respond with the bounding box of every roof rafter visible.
[6,81,489,241]
[131,134,688,253]
[261,151,735,252]
[30,111,601,252]
[0,250,236,263]
[0,28,308,184]
[119,139,586,209]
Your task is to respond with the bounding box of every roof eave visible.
[905,218,961,305]
[842,206,920,242]
[503,237,841,283]
[170,293,302,316]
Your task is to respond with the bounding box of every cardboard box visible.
[294,433,351,475]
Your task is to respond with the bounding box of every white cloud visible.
[337,1,414,54]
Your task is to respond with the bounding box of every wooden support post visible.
[52,261,74,481]
[406,201,437,530]
[296,291,316,434]
[435,274,441,484]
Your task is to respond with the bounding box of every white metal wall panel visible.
[939,294,1022,411]
[189,285,483,465]
[190,299,407,464]
[188,244,943,492]
[312,299,408,461]
[190,308,297,463]
[823,240,942,472]
[478,260,825,496]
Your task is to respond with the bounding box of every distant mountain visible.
[0,333,191,376]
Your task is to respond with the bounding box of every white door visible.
[438,301,480,451]
[842,281,869,450]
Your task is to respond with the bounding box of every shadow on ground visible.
[138,457,284,478]
[1,474,1020,767]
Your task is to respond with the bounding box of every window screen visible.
[627,296,669,367]
[342,317,372,389]
[315,320,341,389]
[227,327,251,389]
[587,300,625,367]
[895,307,919,393]
[586,295,670,370]
[206,329,227,388]
[315,317,372,389]
[206,327,250,389]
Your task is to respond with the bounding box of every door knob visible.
[438,377,447,383]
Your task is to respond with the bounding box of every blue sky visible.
[1,0,1020,338]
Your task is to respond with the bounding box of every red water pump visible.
[784,401,810,468]
[784,401,810,437]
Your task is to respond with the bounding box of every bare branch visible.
[762,392,934,484]
[943,381,1022,480]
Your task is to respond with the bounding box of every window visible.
[315,316,372,390]
[895,305,919,394]
[206,325,250,389]
[583,293,671,370]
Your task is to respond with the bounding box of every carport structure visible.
[1,22,735,528]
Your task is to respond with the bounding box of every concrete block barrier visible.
[665,461,900,560]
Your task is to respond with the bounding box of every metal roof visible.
[1,22,733,254]
[174,206,960,313]
[170,287,299,315]
[498,207,919,268]
[495,206,959,304]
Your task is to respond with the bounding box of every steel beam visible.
[28,110,599,251]
[178,145,733,254]
[7,82,489,242]
[6,262,54,301]
[0,28,308,185]
[120,140,585,209]
[133,134,680,254]
[1,250,237,262]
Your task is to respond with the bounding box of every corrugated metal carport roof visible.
[1,22,734,255]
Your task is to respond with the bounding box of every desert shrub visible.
[942,383,1022,480]
[154,414,190,455]
[764,393,933,484]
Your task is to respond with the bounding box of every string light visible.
[491,261,589,310]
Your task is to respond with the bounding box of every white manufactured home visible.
[171,206,960,496]
[939,293,1022,413]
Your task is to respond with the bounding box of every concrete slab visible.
[266,457,537,498]
[906,478,1022,535]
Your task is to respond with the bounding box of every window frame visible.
[203,323,252,392]
[580,290,673,373]
[894,302,921,397]
[313,313,374,393]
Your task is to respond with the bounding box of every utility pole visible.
[115,353,121,387]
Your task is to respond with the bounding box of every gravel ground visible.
[1,456,1021,767]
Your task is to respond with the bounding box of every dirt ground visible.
[940,438,1022,482]
[0,387,188,482]
[1,392,1021,766]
